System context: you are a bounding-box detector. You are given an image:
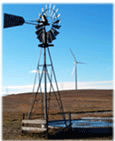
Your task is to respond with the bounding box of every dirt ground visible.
[2,89,113,140]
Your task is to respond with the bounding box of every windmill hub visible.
[35,5,61,47]
[45,16,53,32]
[74,62,77,65]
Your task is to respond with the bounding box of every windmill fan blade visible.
[47,32,52,43]
[37,15,49,25]
[53,19,61,24]
[4,13,25,28]
[69,48,77,62]
[38,13,42,19]
[36,30,43,37]
[50,4,55,17]
[39,36,43,42]
[42,15,45,22]
[52,24,61,29]
[43,15,48,22]
[36,28,45,42]
[56,14,61,18]
[41,8,44,13]
[45,4,47,9]
[53,5,55,10]
[50,30,56,40]
[53,13,61,20]
[39,33,45,42]
[42,15,49,25]
[35,24,44,29]
[49,3,51,13]
[49,3,51,9]
[38,34,42,41]
[36,28,44,35]
[51,28,59,36]
[52,8,58,17]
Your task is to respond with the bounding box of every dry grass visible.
[2,89,113,139]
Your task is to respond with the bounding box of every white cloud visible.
[2,80,113,96]
[29,70,40,73]
[29,70,48,74]
[59,81,113,90]
[5,85,33,89]
[79,80,113,85]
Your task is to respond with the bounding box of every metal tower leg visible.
[47,48,67,126]
[43,47,48,136]
[28,47,66,129]
[28,67,44,119]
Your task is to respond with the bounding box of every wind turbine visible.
[69,48,85,90]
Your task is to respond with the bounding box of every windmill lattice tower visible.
[28,4,66,127]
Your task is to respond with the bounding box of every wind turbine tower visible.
[69,48,85,90]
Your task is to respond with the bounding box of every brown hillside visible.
[2,90,113,140]
[3,90,113,120]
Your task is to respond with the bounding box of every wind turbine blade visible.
[69,48,77,62]
[77,62,86,64]
[72,65,75,75]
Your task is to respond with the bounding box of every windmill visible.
[29,4,66,124]
[4,4,66,136]
[69,48,85,90]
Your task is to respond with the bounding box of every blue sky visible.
[2,3,113,94]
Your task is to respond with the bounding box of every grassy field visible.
[2,89,113,140]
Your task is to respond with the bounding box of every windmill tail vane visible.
[4,13,39,28]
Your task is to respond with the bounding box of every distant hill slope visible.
[3,89,112,120]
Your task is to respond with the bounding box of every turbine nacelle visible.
[74,61,77,65]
